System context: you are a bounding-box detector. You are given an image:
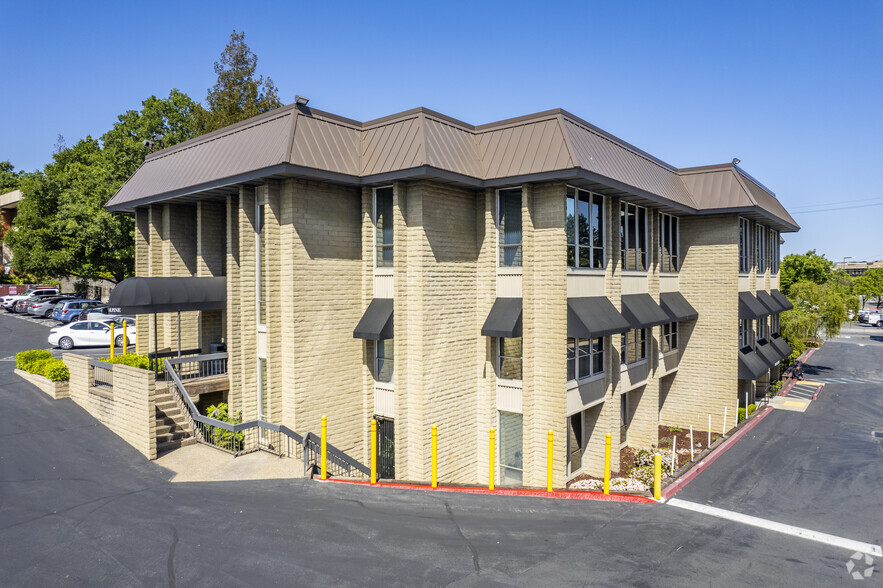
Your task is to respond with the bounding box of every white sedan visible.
[49,319,136,350]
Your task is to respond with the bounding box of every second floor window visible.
[739,218,751,273]
[757,317,768,341]
[567,337,603,381]
[739,318,752,349]
[374,187,394,268]
[497,337,523,380]
[498,188,523,267]
[771,313,780,334]
[256,194,267,326]
[756,225,766,274]
[771,230,780,274]
[659,213,679,272]
[620,202,647,271]
[375,338,394,383]
[566,187,604,269]
[621,329,647,365]
[662,322,678,352]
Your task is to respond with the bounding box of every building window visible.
[771,230,780,274]
[566,187,604,269]
[659,213,679,272]
[567,411,584,475]
[771,313,780,334]
[498,188,522,267]
[620,202,647,271]
[739,218,751,273]
[756,225,766,274]
[256,194,267,326]
[567,337,603,381]
[258,358,268,421]
[621,329,647,365]
[757,317,768,341]
[661,322,678,352]
[496,337,523,380]
[739,319,752,349]
[375,338,394,383]
[498,411,523,485]
[620,393,629,446]
[374,187,394,268]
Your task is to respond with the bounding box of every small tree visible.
[780,250,833,294]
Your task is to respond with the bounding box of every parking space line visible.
[667,498,882,557]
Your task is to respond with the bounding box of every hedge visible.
[98,353,150,370]
[15,350,69,381]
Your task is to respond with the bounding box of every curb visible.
[780,347,820,396]
[317,478,657,503]
[812,384,825,400]
[660,406,774,500]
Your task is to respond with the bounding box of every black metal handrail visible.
[149,348,202,379]
[163,356,367,477]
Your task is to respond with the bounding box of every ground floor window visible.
[621,329,647,365]
[374,415,395,479]
[496,337,523,380]
[375,338,394,383]
[498,411,523,485]
[620,393,630,446]
[661,322,678,352]
[567,411,584,475]
[567,337,603,381]
[258,358,268,420]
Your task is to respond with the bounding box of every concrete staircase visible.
[155,385,196,455]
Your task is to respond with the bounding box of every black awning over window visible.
[481,298,522,338]
[756,290,784,314]
[738,348,770,380]
[659,292,699,322]
[755,339,780,368]
[739,291,770,320]
[771,334,793,359]
[771,289,794,311]
[354,298,393,340]
[107,277,226,314]
[568,297,631,339]
[621,293,671,329]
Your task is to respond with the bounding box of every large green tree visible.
[7,90,201,283]
[853,268,883,307]
[780,250,833,294]
[781,280,850,339]
[0,161,22,193]
[196,30,282,134]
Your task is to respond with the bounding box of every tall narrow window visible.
[771,230,780,274]
[374,187,394,268]
[756,225,766,274]
[375,339,394,383]
[497,337,523,380]
[662,322,678,352]
[258,358,268,421]
[567,337,604,381]
[498,188,522,267]
[256,196,267,325]
[498,411,523,485]
[566,187,604,268]
[659,213,679,272]
[567,412,583,475]
[620,329,647,364]
[620,393,629,446]
[757,318,768,341]
[620,202,647,270]
[771,313,780,334]
[739,319,752,349]
[739,218,751,273]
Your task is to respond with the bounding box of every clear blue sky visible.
[2,1,881,262]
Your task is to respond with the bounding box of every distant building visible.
[835,260,883,277]
[0,189,22,269]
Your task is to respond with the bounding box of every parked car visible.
[1,286,60,311]
[27,295,79,318]
[868,312,883,327]
[858,310,870,323]
[50,299,104,323]
[14,292,64,314]
[48,320,136,350]
[83,306,120,321]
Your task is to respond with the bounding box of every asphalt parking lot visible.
[1,313,880,586]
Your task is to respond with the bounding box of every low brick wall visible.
[64,354,157,460]
[14,369,70,399]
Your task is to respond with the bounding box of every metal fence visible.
[91,359,114,388]
[148,348,202,380]
[163,355,367,478]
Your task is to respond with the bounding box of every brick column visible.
[226,193,242,413]
[147,205,164,355]
[134,207,150,353]
[236,187,258,420]
[475,188,497,484]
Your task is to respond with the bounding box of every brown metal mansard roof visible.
[105,104,798,232]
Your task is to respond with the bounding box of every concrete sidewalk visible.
[155,444,305,483]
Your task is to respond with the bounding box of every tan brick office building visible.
[107,103,798,488]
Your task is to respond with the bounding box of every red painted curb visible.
[318,478,657,503]
[660,406,774,500]
[812,384,824,400]
[780,347,819,396]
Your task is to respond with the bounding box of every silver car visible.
[28,295,77,318]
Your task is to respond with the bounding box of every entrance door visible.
[374,416,395,479]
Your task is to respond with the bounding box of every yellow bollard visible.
[320,415,327,480]
[109,322,115,360]
[488,428,495,490]
[547,430,554,492]
[432,425,438,488]
[654,454,661,500]
[122,320,127,352]
[370,419,377,484]
[603,432,611,495]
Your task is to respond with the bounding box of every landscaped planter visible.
[14,369,69,399]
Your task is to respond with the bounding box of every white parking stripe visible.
[667,498,882,557]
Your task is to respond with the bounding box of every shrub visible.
[670,426,683,433]
[43,359,69,381]
[747,403,757,416]
[205,403,244,450]
[628,465,656,487]
[99,353,150,370]
[16,349,52,371]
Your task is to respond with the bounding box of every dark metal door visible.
[374,416,395,480]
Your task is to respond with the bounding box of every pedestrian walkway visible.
[771,379,825,412]
[812,376,883,384]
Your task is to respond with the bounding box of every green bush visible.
[42,359,69,381]
[747,403,757,416]
[205,403,244,451]
[16,349,52,371]
[737,407,746,423]
[99,353,150,370]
